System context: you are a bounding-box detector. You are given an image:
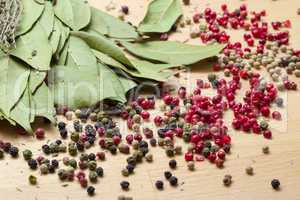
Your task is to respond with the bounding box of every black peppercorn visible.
[55,139,62,145]
[169,176,178,186]
[28,159,38,170]
[126,164,135,174]
[42,144,51,155]
[76,142,85,152]
[51,159,59,168]
[3,142,11,152]
[57,121,66,130]
[59,128,68,139]
[9,146,19,157]
[88,153,96,161]
[48,164,56,173]
[150,138,157,147]
[155,180,164,190]
[271,179,280,190]
[169,159,177,169]
[96,167,104,177]
[87,186,95,196]
[120,181,130,190]
[164,171,172,180]
[139,140,148,149]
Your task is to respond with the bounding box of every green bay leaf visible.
[11,23,52,71]
[54,0,91,31]
[87,7,138,40]
[38,1,55,37]
[66,36,97,66]
[121,41,225,65]
[138,0,182,33]
[0,55,30,117]
[71,31,133,67]
[16,0,44,36]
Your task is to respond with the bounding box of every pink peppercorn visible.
[208,153,217,162]
[99,139,106,148]
[217,150,226,160]
[134,133,143,141]
[97,127,105,137]
[140,111,150,120]
[141,99,150,109]
[178,87,187,99]
[261,106,270,117]
[215,158,224,168]
[263,130,272,139]
[175,127,183,137]
[35,128,45,139]
[185,152,194,161]
[125,134,133,144]
[272,111,281,120]
[113,135,121,145]
[79,178,88,188]
[154,116,163,126]
[163,95,173,105]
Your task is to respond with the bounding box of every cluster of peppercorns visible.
[0,141,19,158]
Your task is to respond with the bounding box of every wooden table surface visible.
[1,0,300,199]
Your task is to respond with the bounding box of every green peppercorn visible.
[88,161,97,171]
[132,114,141,123]
[187,161,195,171]
[80,153,89,161]
[207,73,217,82]
[28,175,37,185]
[22,149,33,160]
[68,159,77,169]
[49,142,59,153]
[70,132,79,142]
[183,133,190,142]
[165,147,174,157]
[89,171,98,183]
[58,169,68,180]
[68,143,77,156]
[260,120,269,130]
[59,144,67,152]
[122,168,130,177]
[40,164,49,174]
[132,141,139,150]
[202,147,210,157]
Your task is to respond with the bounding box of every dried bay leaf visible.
[138,0,182,33]
[71,31,133,67]
[56,21,70,55]
[29,70,47,94]
[49,19,62,54]
[16,0,45,36]
[38,1,55,38]
[54,0,91,31]
[121,41,225,65]
[92,50,172,81]
[66,36,97,66]
[0,55,30,117]
[11,23,52,71]
[87,7,138,40]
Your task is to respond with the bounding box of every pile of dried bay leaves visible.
[0,0,223,132]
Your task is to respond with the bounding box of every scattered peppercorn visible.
[120,181,130,190]
[245,166,254,175]
[22,149,32,160]
[9,146,19,157]
[169,176,178,186]
[164,171,172,180]
[89,171,98,183]
[271,179,280,190]
[169,159,177,169]
[187,161,195,171]
[155,180,164,190]
[262,146,270,154]
[223,174,232,187]
[87,186,95,196]
[29,175,37,185]
[95,167,104,177]
[28,159,38,170]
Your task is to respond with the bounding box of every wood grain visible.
[1,0,300,199]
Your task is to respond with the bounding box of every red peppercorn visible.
[99,139,106,148]
[112,135,121,145]
[208,152,217,162]
[261,106,270,117]
[215,158,224,168]
[35,128,45,139]
[190,134,201,144]
[263,130,272,139]
[154,116,163,126]
[163,95,173,105]
[178,87,187,99]
[272,111,281,120]
[97,127,105,137]
[125,134,133,144]
[184,152,194,161]
[217,150,226,160]
[140,111,150,120]
[134,133,143,141]
[141,99,150,109]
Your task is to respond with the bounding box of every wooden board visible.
[1,0,300,199]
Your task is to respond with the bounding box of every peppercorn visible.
[35,128,45,139]
[89,171,98,183]
[0,150,3,159]
[22,149,32,160]
[68,143,77,156]
[155,180,164,190]
[260,120,269,130]
[126,164,135,174]
[59,144,67,152]
[187,161,195,171]
[51,159,59,168]
[68,159,77,169]
[223,174,232,186]
[119,143,130,154]
[87,186,95,196]
[96,167,104,177]
[88,153,96,161]
[49,142,59,153]
[63,157,69,165]
[120,181,130,190]
[48,164,56,173]
[174,145,182,155]
[60,128,68,139]
[9,146,19,157]
[145,154,153,162]
[262,146,270,154]
[271,179,280,190]
[70,132,79,142]
[27,159,38,169]
[58,169,68,180]
[223,144,231,153]
[164,171,172,180]
[57,121,66,130]
[121,5,129,14]
[149,138,157,147]
[122,168,130,177]
[246,166,254,175]
[169,176,178,186]
[29,175,37,185]
[40,164,49,174]
[165,147,175,157]
[2,142,11,152]
[88,161,97,171]
[169,159,177,169]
